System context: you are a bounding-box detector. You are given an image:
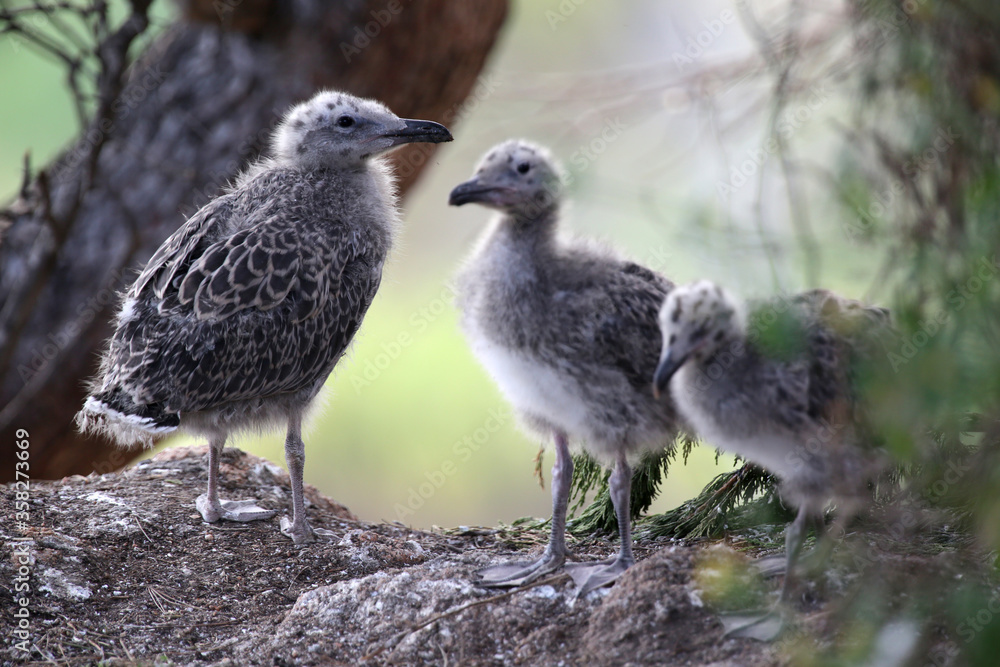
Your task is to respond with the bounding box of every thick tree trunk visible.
[0,0,508,480]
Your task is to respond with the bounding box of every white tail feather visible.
[76,397,177,449]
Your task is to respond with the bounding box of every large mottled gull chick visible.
[450,139,684,595]
[654,280,891,638]
[77,90,452,544]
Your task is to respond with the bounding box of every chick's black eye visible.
[337,115,354,128]
[517,162,530,174]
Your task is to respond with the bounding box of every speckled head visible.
[273,90,452,170]
[448,139,564,219]
[653,280,746,396]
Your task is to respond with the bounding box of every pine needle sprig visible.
[639,464,783,540]
[567,435,696,535]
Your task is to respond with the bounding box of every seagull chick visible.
[77,90,452,544]
[450,139,683,595]
[654,280,891,638]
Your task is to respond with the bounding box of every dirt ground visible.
[0,445,973,666]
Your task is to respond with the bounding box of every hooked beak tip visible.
[385,118,453,146]
[449,180,492,207]
[653,353,684,399]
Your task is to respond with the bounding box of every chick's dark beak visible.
[652,352,685,399]
[384,119,453,147]
[448,178,495,206]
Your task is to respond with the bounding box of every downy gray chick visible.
[451,139,683,595]
[654,280,891,638]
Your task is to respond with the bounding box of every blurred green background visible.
[0,0,883,528]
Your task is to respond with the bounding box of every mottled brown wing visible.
[175,222,332,324]
[767,290,893,431]
[154,254,376,411]
[590,262,675,391]
[112,221,370,412]
[793,289,893,335]
[130,197,234,300]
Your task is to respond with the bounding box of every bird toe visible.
[280,515,317,544]
[719,609,786,642]
[475,554,565,588]
[566,558,631,597]
[195,494,221,523]
[217,499,277,522]
[752,554,787,579]
[196,495,276,523]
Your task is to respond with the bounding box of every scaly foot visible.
[752,554,787,579]
[566,555,633,597]
[196,495,277,523]
[279,515,336,545]
[475,550,566,588]
[719,608,786,642]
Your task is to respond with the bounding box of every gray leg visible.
[752,509,829,578]
[779,505,810,602]
[802,510,840,574]
[196,435,276,523]
[279,411,335,544]
[721,505,812,641]
[568,451,636,596]
[610,452,636,569]
[476,430,573,587]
